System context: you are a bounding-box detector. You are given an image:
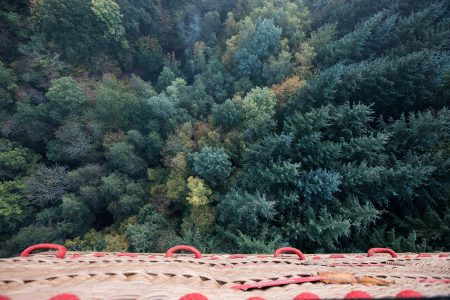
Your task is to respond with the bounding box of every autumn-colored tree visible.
[271,76,305,108]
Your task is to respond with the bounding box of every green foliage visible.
[99,172,145,221]
[246,133,293,164]
[224,229,281,254]
[249,0,311,46]
[212,99,243,130]
[90,0,128,48]
[200,11,221,45]
[136,36,163,75]
[125,204,175,252]
[198,58,235,103]
[0,139,39,180]
[58,194,94,235]
[192,147,232,187]
[106,142,145,177]
[95,74,150,131]
[317,12,385,66]
[128,75,156,98]
[156,66,177,92]
[65,229,106,251]
[147,93,177,134]
[164,171,187,201]
[0,225,63,258]
[116,0,160,39]
[289,50,450,116]
[145,131,163,164]
[38,0,109,63]
[234,17,282,79]
[171,227,220,253]
[299,169,341,203]
[0,180,30,234]
[0,61,17,109]
[240,87,277,140]
[218,190,276,235]
[67,164,105,213]
[262,50,294,85]
[45,77,87,124]
[16,34,69,86]
[166,77,214,119]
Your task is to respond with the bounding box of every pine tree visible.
[289,50,450,116]
[317,12,385,67]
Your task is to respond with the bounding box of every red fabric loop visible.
[116,252,138,257]
[293,292,321,300]
[396,290,423,298]
[165,245,203,258]
[329,254,345,258]
[344,291,372,299]
[367,248,398,258]
[312,256,322,260]
[247,297,266,300]
[48,293,80,300]
[273,247,306,260]
[20,243,67,259]
[416,253,432,258]
[228,254,247,259]
[179,293,208,300]
[438,253,448,257]
[419,278,450,283]
[92,252,105,257]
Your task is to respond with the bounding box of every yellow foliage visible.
[104,233,128,252]
[294,42,316,79]
[165,172,186,200]
[222,35,238,67]
[162,122,194,169]
[147,168,167,182]
[30,0,44,21]
[223,130,247,161]
[193,41,206,59]
[186,176,212,206]
[149,183,165,197]
[190,205,216,234]
[170,152,187,173]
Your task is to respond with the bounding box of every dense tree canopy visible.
[0,0,449,256]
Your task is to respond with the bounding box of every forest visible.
[0,0,449,257]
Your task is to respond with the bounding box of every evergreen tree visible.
[233,17,282,79]
[192,147,232,187]
[289,50,450,116]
